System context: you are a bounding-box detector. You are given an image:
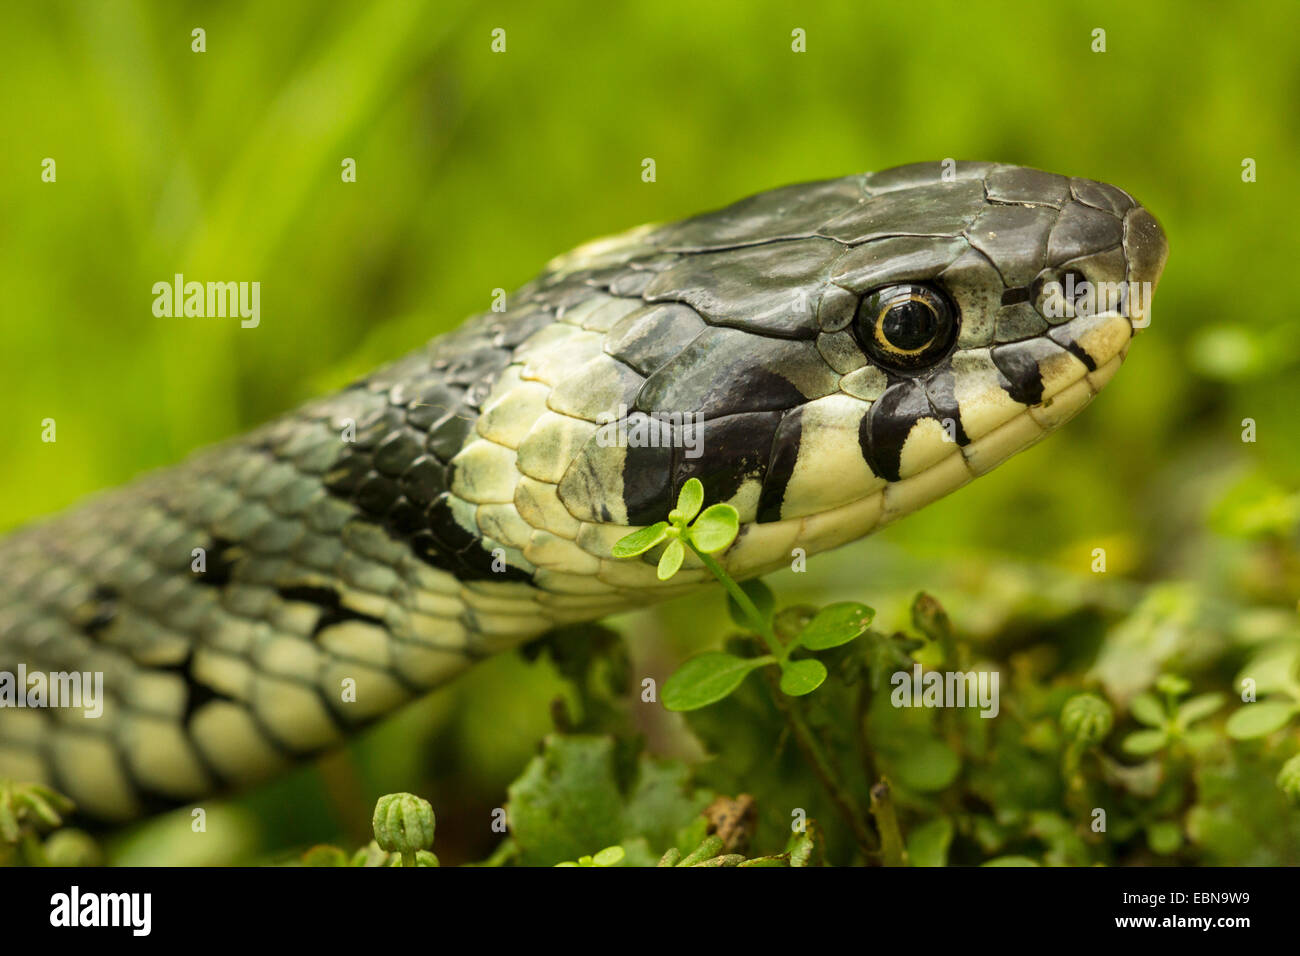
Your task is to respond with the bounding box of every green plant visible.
[555,846,625,867]
[612,478,874,711]
[1121,675,1224,756]
[372,792,439,868]
[0,781,99,867]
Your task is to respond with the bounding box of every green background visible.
[1,0,1297,863]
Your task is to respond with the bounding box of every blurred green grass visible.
[1,0,1297,862]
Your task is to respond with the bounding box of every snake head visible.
[514,162,1168,587]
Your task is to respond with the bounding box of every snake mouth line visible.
[716,310,1135,582]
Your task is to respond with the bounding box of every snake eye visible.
[854,283,959,372]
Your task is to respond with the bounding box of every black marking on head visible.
[621,419,674,525]
[758,408,803,522]
[920,369,970,447]
[1048,325,1098,372]
[673,410,782,509]
[858,379,933,483]
[990,338,1063,405]
[636,328,821,419]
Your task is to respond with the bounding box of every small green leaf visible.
[778,658,828,697]
[1122,729,1169,755]
[1225,699,1297,739]
[592,845,625,867]
[797,602,874,650]
[1154,674,1191,698]
[662,653,773,711]
[906,816,954,868]
[727,579,775,629]
[1146,820,1183,855]
[688,504,740,553]
[675,478,704,523]
[1175,692,1225,727]
[1129,692,1166,728]
[611,521,669,558]
[657,538,685,580]
[1278,753,1300,802]
[893,739,961,792]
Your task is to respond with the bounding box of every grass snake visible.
[0,162,1168,821]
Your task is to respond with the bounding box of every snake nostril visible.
[1060,269,1089,302]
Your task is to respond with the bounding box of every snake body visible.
[0,163,1167,820]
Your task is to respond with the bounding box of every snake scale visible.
[0,162,1167,821]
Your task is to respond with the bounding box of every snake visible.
[0,162,1167,821]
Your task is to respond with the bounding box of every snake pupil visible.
[881,300,937,351]
[854,282,959,372]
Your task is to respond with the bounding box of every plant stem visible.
[854,682,878,784]
[688,543,783,656]
[688,537,882,859]
[869,780,908,867]
[762,668,878,859]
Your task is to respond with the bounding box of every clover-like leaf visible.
[1129,692,1166,728]
[611,521,670,558]
[1155,674,1191,698]
[727,579,776,630]
[1225,699,1296,740]
[688,503,739,553]
[657,538,685,580]
[663,652,774,711]
[1175,692,1225,727]
[778,658,828,697]
[797,602,874,651]
[675,478,704,524]
[1121,728,1169,755]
